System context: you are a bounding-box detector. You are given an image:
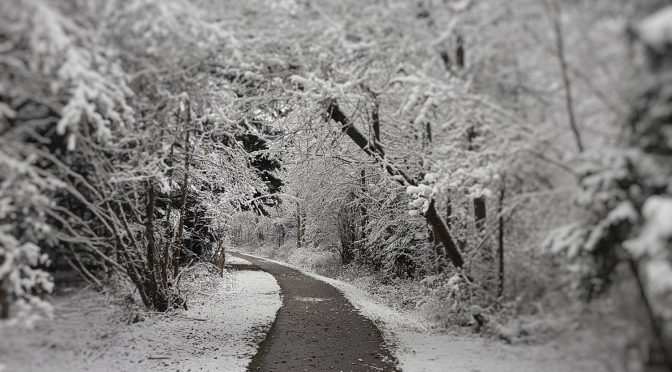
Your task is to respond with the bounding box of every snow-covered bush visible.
[284,246,342,276]
[0,0,135,320]
[0,156,56,325]
[544,7,672,365]
[417,273,472,327]
[0,235,53,326]
[626,197,672,326]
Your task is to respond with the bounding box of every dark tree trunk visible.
[456,34,465,68]
[474,195,495,291]
[300,211,306,246]
[474,196,486,233]
[296,208,303,248]
[432,194,454,273]
[277,224,285,248]
[0,277,8,319]
[425,200,465,268]
[440,50,452,71]
[144,180,166,311]
[446,195,452,229]
[360,169,367,241]
[216,239,225,277]
[372,101,380,143]
[161,142,175,287]
[497,186,505,298]
[173,100,192,278]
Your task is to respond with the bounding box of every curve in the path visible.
[232,253,399,372]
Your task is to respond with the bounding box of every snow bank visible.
[0,267,281,372]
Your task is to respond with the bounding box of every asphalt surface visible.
[232,253,399,372]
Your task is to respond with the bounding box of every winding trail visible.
[231,252,399,372]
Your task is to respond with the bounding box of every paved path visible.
[231,253,399,372]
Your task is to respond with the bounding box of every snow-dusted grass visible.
[237,251,613,372]
[0,264,280,372]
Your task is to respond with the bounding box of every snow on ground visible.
[0,264,280,372]
[226,255,251,265]
[236,252,610,372]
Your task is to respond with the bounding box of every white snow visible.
[626,196,672,258]
[238,253,609,372]
[625,196,672,320]
[226,255,252,265]
[638,6,672,51]
[0,266,281,372]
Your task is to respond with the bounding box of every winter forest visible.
[1,0,672,371]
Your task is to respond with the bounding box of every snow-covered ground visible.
[236,252,610,372]
[0,263,281,372]
[226,255,252,265]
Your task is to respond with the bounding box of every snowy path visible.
[233,253,399,371]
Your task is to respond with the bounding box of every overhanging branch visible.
[324,98,464,269]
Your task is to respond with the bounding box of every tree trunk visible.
[360,169,367,241]
[456,33,465,69]
[423,122,432,149]
[446,195,452,229]
[497,185,505,298]
[277,224,285,248]
[173,99,192,278]
[550,2,584,153]
[144,180,165,310]
[326,100,464,269]
[300,210,306,246]
[474,195,495,291]
[296,209,302,248]
[474,196,486,233]
[161,142,175,287]
[372,99,380,143]
[432,194,454,273]
[0,277,9,319]
[425,200,465,268]
[216,239,225,277]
